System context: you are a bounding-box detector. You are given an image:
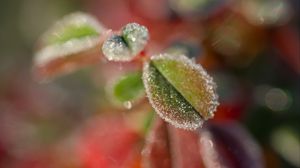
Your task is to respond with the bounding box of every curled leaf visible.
[143,54,218,130]
[102,23,149,62]
[33,12,107,80]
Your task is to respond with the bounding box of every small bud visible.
[102,35,131,61]
[122,23,149,56]
[102,23,149,62]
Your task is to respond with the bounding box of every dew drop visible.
[123,101,133,109]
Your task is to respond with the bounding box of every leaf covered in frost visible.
[102,23,149,62]
[143,53,219,130]
[33,12,106,80]
[122,23,149,56]
[102,35,132,61]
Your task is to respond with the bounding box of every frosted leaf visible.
[122,23,149,56]
[143,54,219,130]
[102,35,131,61]
[143,60,202,130]
[152,54,219,119]
[33,12,106,80]
[102,23,149,62]
[35,12,105,66]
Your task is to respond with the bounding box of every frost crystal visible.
[143,53,219,130]
[122,23,149,56]
[102,35,131,61]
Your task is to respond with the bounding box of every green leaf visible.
[46,24,100,45]
[152,54,218,119]
[33,12,106,81]
[143,54,219,130]
[113,71,145,103]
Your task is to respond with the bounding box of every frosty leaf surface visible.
[102,23,149,62]
[122,23,149,56]
[46,24,99,45]
[35,12,105,66]
[152,54,219,119]
[143,60,203,130]
[102,35,131,61]
[143,54,218,130]
[33,12,106,80]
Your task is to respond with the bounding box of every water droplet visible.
[123,101,133,109]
